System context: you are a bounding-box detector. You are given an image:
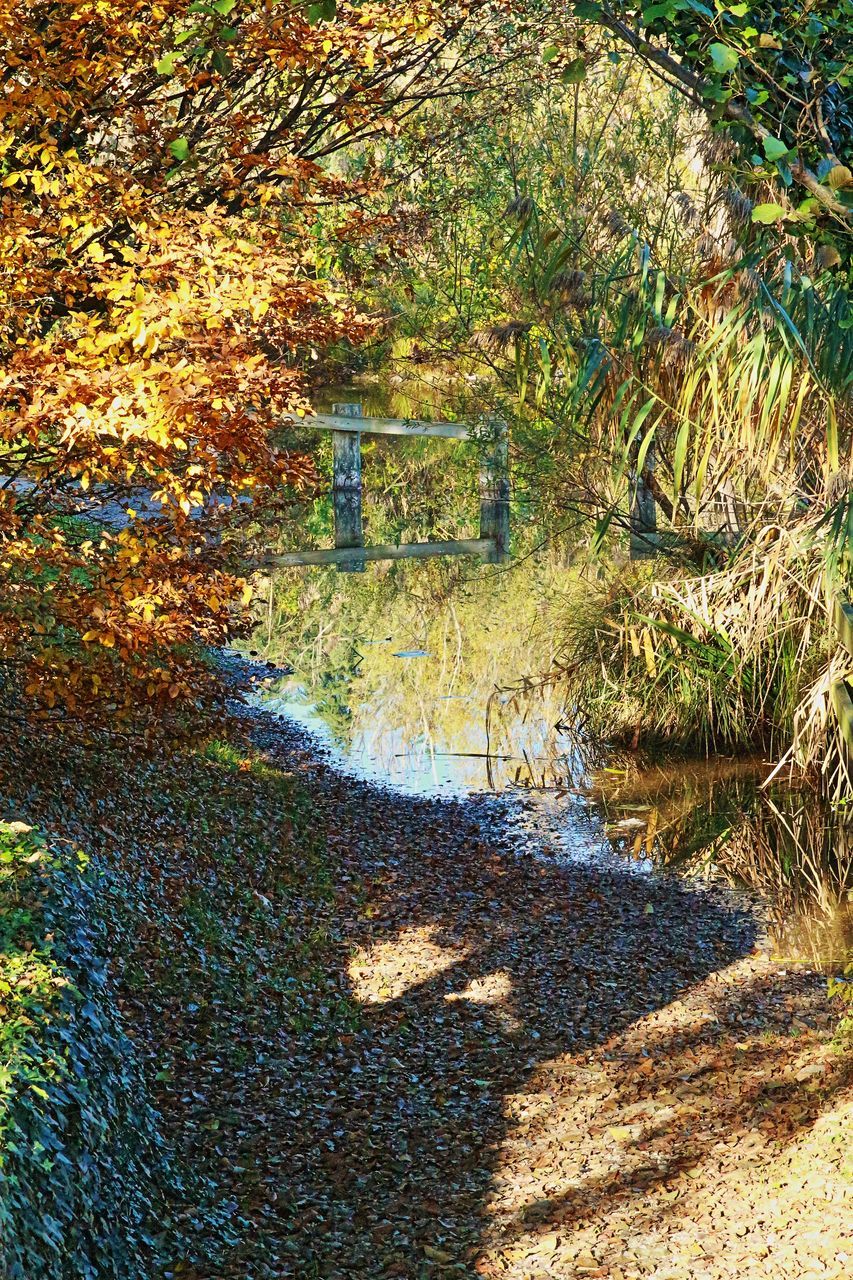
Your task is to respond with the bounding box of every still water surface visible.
[249,564,852,974]
[252,376,853,974]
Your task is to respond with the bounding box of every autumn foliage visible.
[0,0,470,731]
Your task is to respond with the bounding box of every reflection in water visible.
[252,551,585,795]
[314,377,485,422]
[252,386,853,976]
[249,557,852,975]
[590,762,853,972]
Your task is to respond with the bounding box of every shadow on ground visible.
[0,708,847,1280]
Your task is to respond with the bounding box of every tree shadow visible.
[0,715,845,1280]
[229,724,780,1278]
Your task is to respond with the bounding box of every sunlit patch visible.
[444,969,521,1030]
[348,925,467,1004]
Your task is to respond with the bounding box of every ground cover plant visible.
[0,822,165,1278]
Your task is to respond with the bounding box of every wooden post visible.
[478,418,510,564]
[332,402,364,573]
[630,442,658,560]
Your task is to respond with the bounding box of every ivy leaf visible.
[762,135,790,162]
[751,202,788,223]
[169,137,190,164]
[708,43,740,74]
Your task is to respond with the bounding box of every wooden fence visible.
[270,403,510,573]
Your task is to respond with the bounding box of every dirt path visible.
[1,689,849,1278]
[238,709,851,1280]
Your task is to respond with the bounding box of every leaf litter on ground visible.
[0,657,849,1279]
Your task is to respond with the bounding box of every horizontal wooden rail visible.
[302,413,474,440]
[275,403,510,571]
[266,537,497,568]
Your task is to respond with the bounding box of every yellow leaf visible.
[607,1125,636,1143]
[642,628,657,677]
[422,1245,453,1263]
[827,164,853,190]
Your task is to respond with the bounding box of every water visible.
[257,675,480,797]
[249,376,853,976]
[247,560,853,976]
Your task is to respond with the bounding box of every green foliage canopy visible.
[571,1,853,244]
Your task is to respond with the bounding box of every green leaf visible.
[708,43,740,74]
[672,418,690,495]
[155,51,179,75]
[625,398,656,455]
[643,2,677,21]
[653,270,666,322]
[169,137,190,163]
[751,202,788,223]
[307,0,336,21]
[827,400,839,473]
[591,510,614,555]
[635,419,657,476]
[762,135,789,162]
[213,0,237,11]
[542,45,559,64]
[562,57,587,84]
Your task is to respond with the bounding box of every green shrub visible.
[0,822,165,1279]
